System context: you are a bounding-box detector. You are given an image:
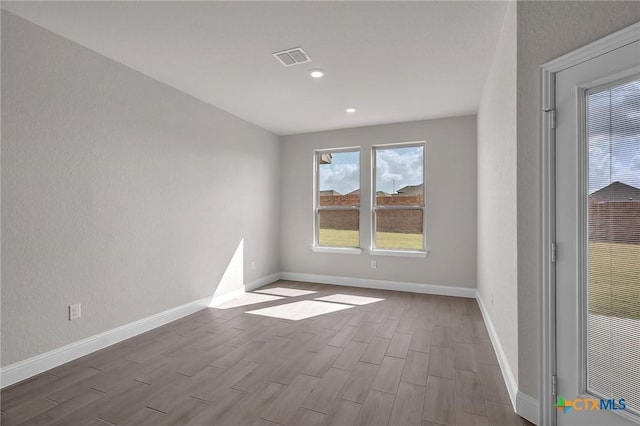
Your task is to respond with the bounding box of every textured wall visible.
[1,12,280,366]
[516,0,640,397]
[477,0,518,389]
[280,116,477,288]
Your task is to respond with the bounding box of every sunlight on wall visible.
[212,238,244,299]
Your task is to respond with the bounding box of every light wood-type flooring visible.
[1,280,534,426]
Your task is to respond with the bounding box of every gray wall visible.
[516,1,640,397]
[280,117,477,288]
[477,1,518,386]
[1,12,281,366]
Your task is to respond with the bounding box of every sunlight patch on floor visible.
[255,287,317,297]
[210,293,284,309]
[246,300,352,321]
[314,294,384,306]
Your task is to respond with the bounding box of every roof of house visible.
[590,181,640,202]
[396,183,424,196]
[319,190,342,196]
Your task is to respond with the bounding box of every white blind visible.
[586,78,640,415]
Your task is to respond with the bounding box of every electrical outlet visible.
[69,303,81,320]
[371,260,377,269]
[251,260,256,270]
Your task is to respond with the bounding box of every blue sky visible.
[318,151,360,195]
[588,79,640,194]
[318,146,423,195]
[375,145,423,194]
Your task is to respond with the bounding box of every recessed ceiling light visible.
[346,107,357,113]
[309,69,325,79]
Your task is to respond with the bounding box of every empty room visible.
[1,1,639,425]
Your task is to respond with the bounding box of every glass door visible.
[554,37,639,425]
[585,78,640,417]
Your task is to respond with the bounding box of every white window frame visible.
[312,147,362,254]
[370,141,428,258]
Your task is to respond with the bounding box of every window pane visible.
[375,209,423,250]
[318,210,359,247]
[318,151,360,206]
[586,79,640,413]
[375,145,423,205]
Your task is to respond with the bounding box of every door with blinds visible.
[554,33,640,425]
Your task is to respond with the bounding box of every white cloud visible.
[319,162,359,194]
[587,79,640,192]
[375,147,423,193]
[317,147,424,195]
[589,134,640,193]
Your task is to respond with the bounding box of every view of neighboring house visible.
[319,190,342,197]
[589,181,640,244]
[590,181,640,202]
[322,187,418,197]
[396,183,423,196]
[319,184,424,236]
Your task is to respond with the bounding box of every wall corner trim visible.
[475,293,518,407]
[476,293,539,424]
[516,391,540,425]
[0,273,280,389]
[280,272,476,298]
[245,273,282,292]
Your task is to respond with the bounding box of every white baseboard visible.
[516,391,540,425]
[208,273,281,308]
[1,269,540,426]
[280,272,476,298]
[0,296,209,389]
[0,273,280,389]
[246,273,281,292]
[475,294,540,424]
[475,293,518,409]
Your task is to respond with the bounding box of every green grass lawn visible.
[318,229,360,248]
[374,231,423,250]
[319,231,638,320]
[318,228,423,250]
[589,242,640,320]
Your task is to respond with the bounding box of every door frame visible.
[539,22,640,426]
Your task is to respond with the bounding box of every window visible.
[314,148,361,251]
[372,143,425,252]
[586,78,640,413]
[313,143,426,256]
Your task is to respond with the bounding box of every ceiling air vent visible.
[273,47,311,67]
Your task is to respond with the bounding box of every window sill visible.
[368,249,429,258]
[312,246,363,255]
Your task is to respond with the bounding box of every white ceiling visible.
[2,1,508,136]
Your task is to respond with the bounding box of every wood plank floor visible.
[1,281,533,426]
